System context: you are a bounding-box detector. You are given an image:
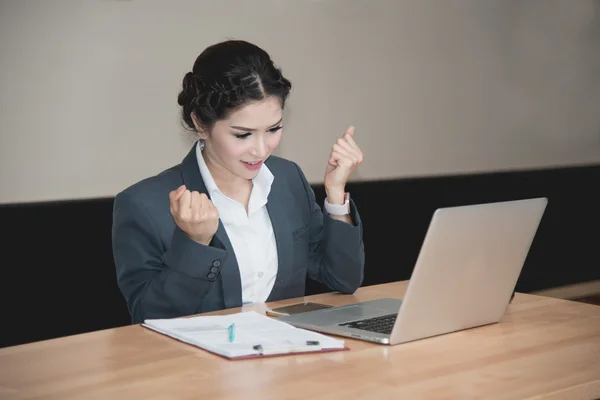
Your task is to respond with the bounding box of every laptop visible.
[278,197,548,345]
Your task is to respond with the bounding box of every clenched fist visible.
[324,126,363,204]
[169,185,219,246]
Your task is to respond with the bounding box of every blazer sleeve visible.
[112,191,229,324]
[293,163,365,293]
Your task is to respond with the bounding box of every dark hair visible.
[177,40,292,131]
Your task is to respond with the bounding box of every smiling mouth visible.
[241,160,264,171]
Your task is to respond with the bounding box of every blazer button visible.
[212,259,221,267]
[210,266,219,273]
[207,272,216,280]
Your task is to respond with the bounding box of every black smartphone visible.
[265,302,333,317]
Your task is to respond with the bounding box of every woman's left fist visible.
[324,126,363,204]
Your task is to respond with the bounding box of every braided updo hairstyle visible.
[177,40,292,132]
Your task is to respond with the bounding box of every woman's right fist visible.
[169,185,219,246]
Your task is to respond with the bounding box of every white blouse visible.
[196,142,278,304]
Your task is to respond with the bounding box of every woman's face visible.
[196,96,283,182]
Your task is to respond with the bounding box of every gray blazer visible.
[112,144,365,324]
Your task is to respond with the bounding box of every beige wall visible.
[1,0,599,204]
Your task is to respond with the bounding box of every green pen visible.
[228,323,235,342]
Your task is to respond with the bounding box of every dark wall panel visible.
[1,164,598,348]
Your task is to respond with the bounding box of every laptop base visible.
[278,298,402,344]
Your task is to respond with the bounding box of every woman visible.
[112,40,365,324]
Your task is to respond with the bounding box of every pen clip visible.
[252,341,321,355]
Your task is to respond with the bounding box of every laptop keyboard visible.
[338,314,397,334]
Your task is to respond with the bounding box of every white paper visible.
[143,311,345,358]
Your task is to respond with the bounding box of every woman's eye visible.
[234,126,281,139]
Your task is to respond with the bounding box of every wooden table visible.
[1,281,600,399]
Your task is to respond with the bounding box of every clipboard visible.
[142,311,349,360]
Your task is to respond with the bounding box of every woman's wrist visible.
[325,186,346,205]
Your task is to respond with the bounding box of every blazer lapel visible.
[179,144,243,309]
[265,176,295,302]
